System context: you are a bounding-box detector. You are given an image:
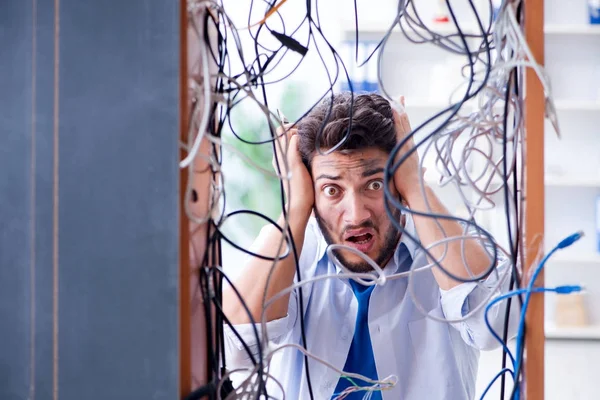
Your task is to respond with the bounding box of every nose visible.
[343,193,371,226]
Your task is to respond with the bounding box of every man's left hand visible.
[392,96,423,201]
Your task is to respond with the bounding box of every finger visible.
[274,125,289,152]
[288,134,302,165]
[275,125,296,145]
[273,127,298,174]
[397,96,411,133]
[400,112,411,135]
[392,108,411,136]
[390,97,411,133]
[276,124,290,140]
[273,126,288,170]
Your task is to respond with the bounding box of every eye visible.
[367,180,384,191]
[323,185,339,197]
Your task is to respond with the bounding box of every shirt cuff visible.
[439,259,516,350]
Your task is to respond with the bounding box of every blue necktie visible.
[331,280,381,399]
[331,243,412,400]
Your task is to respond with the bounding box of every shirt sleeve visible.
[224,290,299,369]
[440,257,521,351]
[223,217,325,370]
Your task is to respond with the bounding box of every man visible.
[223,93,516,399]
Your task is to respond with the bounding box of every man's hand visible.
[272,124,314,216]
[391,96,423,200]
[223,124,314,325]
[390,97,493,289]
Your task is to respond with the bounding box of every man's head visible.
[297,93,401,273]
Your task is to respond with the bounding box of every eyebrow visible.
[362,167,384,178]
[315,174,341,181]
[315,167,384,181]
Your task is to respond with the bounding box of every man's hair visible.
[296,92,397,168]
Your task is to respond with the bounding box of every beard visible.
[314,207,402,273]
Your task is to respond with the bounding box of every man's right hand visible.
[272,124,314,216]
[223,124,315,325]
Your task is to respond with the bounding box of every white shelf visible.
[553,100,600,111]
[427,174,600,190]
[344,23,600,37]
[545,323,600,340]
[341,22,483,37]
[405,99,600,112]
[549,252,600,264]
[545,24,600,35]
[545,176,600,187]
[404,99,501,111]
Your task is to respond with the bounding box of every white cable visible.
[180,6,213,169]
[266,343,398,388]
[184,1,554,398]
[326,244,387,286]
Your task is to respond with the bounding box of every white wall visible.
[477,339,600,399]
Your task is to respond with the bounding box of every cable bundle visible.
[182,1,563,399]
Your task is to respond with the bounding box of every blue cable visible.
[481,285,581,399]
[484,288,552,368]
[512,231,584,400]
[479,368,514,400]
[484,286,581,370]
[481,231,584,400]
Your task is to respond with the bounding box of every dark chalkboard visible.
[1,1,182,399]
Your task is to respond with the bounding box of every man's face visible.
[311,148,401,273]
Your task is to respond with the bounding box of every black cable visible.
[185,1,531,399]
[214,265,267,387]
[508,2,528,396]
[184,381,214,400]
[216,210,291,261]
[189,10,268,397]
[215,238,227,374]
[383,0,500,286]
[212,295,258,366]
[199,260,217,384]
[189,3,317,398]
[253,21,315,398]
[509,64,527,400]
[190,3,333,399]
[499,66,525,400]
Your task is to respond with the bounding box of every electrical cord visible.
[511,232,585,399]
[182,0,563,398]
[480,284,583,400]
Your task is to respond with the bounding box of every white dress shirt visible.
[225,214,518,399]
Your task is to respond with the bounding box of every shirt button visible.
[376,324,381,333]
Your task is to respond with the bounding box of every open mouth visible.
[344,231,376,253]
[347,233,373,244]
